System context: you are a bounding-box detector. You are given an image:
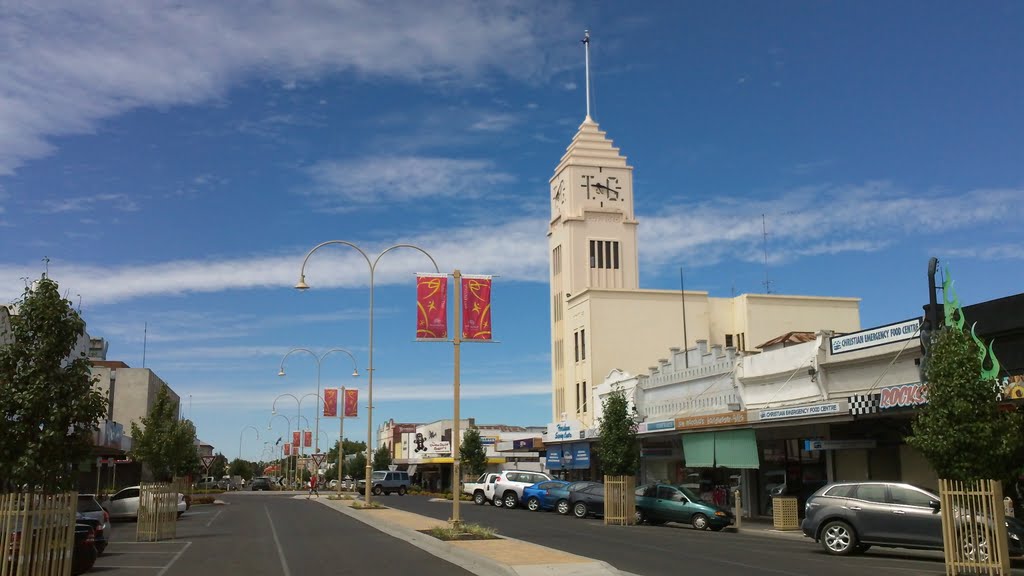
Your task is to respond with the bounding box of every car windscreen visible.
[77,496,103,512]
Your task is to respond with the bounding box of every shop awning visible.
[682,433,715,468]
[681,429,759,469]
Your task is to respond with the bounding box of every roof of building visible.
[91,360,131,368]
[756,331,817,349]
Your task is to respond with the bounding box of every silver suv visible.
[357,470,410,496]
[493,470,552,509]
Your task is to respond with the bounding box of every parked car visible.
[634,483,734,531]
[357,470,410,496]
[569,483,606,518]
[548,481,600,515]
[251,477,273,491]
[522,480,570,512]
[464,472,501,505]
[802,481,1024,557]
[101,486,188,520]
[492,470,552,509]
[71,522,98,575]
[76,494,110,554]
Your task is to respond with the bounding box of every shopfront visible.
[545,442,594,481]
[675,411,759,512]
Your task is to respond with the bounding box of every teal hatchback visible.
[634,484,734,531]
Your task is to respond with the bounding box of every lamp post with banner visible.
[279,347,360,454]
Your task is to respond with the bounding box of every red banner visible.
[323,388,338,417]
[462,275,492,341]
[292,431,300,447]
[303,430,312,448]
[344,389,358,418]
[416,273,448,340]
[284,443,291,456]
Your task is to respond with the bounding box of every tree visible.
[460,428,488,477]
[209,453,228,479]
[373,445,392,471]
[0,276,107,493]
[228,459,253,480]
[597,388,639,476]
[129,385,199,481]
[346,452,367,480]
[908,328,1022,481]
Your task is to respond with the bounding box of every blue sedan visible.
[522,480,570,511]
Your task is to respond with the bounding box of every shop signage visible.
[675,411,748,430]
[512,438,535,450]
[879,383,927,409]
[425,441,451,455]
[480,436,498,445]
[639,420,675,434]
[572,443,591,468]
[546,447,562,469]
[546,419,583,442]
[804,439,877,451]
[759,402,843,422]
[830,318,920,355]
[641,447,673,457]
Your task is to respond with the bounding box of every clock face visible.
[552,180,565,203]
[580,173,597,199]
[603,176,622,201]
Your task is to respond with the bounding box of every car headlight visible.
[1010,531,1020,542]
[715,511,727,517]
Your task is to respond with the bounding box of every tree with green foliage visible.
[228,459,253,480]
[460,428,488,477]
[373,445,392,471]
[209,453,228,478]
[597,388,640,476]
[346,452,367,480]
[0,276,108,492]
[130,385,199,481]
[908,328,1023,481]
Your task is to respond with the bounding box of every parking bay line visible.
[205,509,223,527]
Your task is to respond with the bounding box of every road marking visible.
[95,564,165,569]
[265,505,292,576]
[206,509,224,527]
[156,541,191,576]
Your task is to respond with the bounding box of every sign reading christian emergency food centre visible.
[830,318,920,355]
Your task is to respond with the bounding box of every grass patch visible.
[328,494,356,501]
[350,501,386,510]
[423,523,499,541]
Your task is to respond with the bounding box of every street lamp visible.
[278,348,359,454]
[238,425,260,462]
[295,240,439,505]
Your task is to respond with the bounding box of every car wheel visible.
[556,499,570,515]
[527,497,541,511]
[474,491,486,505]
[691,513,710,530]
[372,485,383,496]
[963,533,990,562]
[635,509,647,525]
[573,502,588,518]
[503,492,518,509]
[398,486,407,496]
[820,520,858,556]
[492,495,504,508]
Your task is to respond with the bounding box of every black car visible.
[570,483,605,518]
[251,477,273,491]
[75,512,108,555]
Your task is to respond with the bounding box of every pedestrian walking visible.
[308,474,319,499]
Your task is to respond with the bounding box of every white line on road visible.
[95,565,165,569]
[265,505,292,576]
[205,509,224,527]
[156,541,191,576]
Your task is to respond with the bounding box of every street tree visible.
[597,388,640,476]
[908,327,1022,481]
[130,385,199,481]
[0,276,107,492]
[460,428,488,477]
[373,445,392,470]
[346,452,367,479]
[228,458,252,480]
[209,453,228,479]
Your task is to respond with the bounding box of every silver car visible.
[102,486,188,520]
[802,481,1024,557]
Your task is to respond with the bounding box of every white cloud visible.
[939,244,1024,261]
[37,193,139,213]
[305,156,516,206]
[0,1,568,174]
[563,81,578,90]
[470,113,519,132]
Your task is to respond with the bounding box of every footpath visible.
[310,495,622,576]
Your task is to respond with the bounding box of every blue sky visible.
[2,2,1022,461]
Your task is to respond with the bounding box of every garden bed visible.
[420,524,500,541]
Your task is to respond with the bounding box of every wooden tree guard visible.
[603,475,636,526]
[939,478,1011,575]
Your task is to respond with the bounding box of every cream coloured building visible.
[547,116,862,428]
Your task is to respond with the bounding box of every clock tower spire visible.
[583,29,592,123]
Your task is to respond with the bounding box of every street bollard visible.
[734,489,742,530]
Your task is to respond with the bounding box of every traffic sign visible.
[310,452,326,468]
[387,464,398,472]
[201,455,216,469]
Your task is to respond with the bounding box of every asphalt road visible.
[94,492,475,576]
[376,494,1024,576]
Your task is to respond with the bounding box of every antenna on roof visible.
[41,256,50,278]
[582,30,592,122]
[142,322,148,368]
[762,214,773,294]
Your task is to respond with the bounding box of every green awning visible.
[681,429,760,469]
[713,428,760,469]
[682,432,715,468]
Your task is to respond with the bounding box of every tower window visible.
[589,240,621,270]
[725,334,733,348]
[574,331,580,362]
[581,329,586,360]
[582,381,588,413]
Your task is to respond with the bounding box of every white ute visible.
[464,472,500,505]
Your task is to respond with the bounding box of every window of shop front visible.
[757,437,827,516]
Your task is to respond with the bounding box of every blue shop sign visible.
[572,443,591,469]
[546,447,562,470]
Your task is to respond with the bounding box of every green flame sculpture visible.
[942,265,1001,381]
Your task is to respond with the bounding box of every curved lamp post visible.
[295,240,439,505]
[238,425,260,462]
[278,347,360,454]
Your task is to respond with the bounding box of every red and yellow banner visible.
[303,430,312,448]
[284,443,291,456]
[323,388,338,417]
[462,275,492,341]
[416,273,448,340]
[344,389,359,418]
[292,431,300,447]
